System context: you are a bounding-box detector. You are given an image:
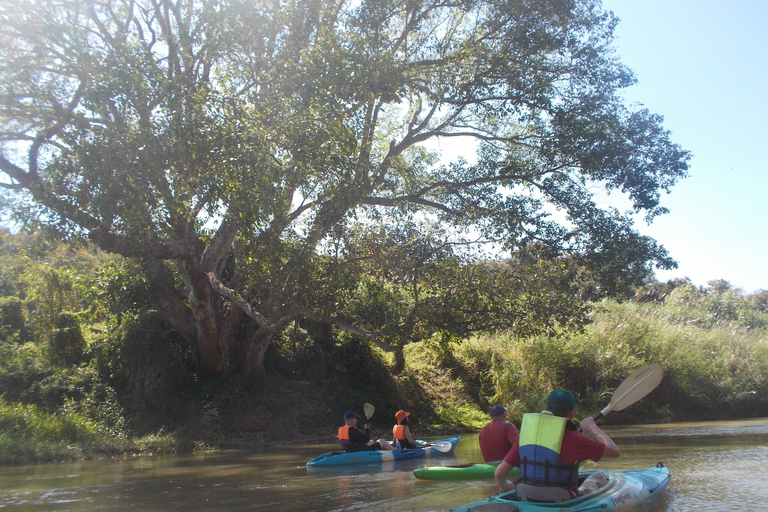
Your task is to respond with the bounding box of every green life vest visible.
[518,411,580,491]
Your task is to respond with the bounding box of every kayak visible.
[449,464,670,512]
[414,462,516,481]
[306,436,461,467]
[414,458,588,481]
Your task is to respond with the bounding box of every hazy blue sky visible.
[601,0,768,293]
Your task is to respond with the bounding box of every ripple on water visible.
[664,445,768,512]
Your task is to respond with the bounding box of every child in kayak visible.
[392,410,428,449]
[338,411,394,452]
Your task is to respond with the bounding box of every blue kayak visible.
[449,464,670,512]
[306,436,461,467]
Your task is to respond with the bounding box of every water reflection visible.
[0,418,766,511]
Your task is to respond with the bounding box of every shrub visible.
[49,312,86,366]
[0,296,25,342]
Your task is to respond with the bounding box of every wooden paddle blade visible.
[364,402,375,419]
[603,363,664,415]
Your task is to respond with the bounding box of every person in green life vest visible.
[494,390,619,502]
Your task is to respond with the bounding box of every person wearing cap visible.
[494,390,619,501]
[392,410,428,449]
[338,411,394,452]
[478,404,519,462]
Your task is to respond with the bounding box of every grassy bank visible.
[1,285,767,465]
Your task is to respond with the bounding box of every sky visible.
[600,0,768,293]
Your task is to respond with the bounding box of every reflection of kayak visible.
[306,436,461,467]
[449,464,670,512]
[414,462,515,481]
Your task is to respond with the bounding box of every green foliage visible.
[89,258,155,324]
[663,283,768,329]
[633,277,692,303]
[748,290,768,313]
[0,340,50,403]
[1,218,765,464]
[0,397,116,464]
[88,312,198,435]
[0,399,96,441]
[347,278,411,339]
[457,290,768,425]
[0,296,25,342]
[1,0,689,379]
[48,312,87,366]
[21,266,87,341]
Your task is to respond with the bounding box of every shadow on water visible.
[0,419,767,511]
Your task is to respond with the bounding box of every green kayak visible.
[413,458,589,481]
[414,462,517,481]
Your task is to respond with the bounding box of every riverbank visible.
[2,286,767,466]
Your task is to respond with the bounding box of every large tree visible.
[0,0,688,378]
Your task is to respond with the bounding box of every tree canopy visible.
[0,0,689,378]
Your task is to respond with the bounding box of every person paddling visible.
[494,390,619,501]
[338,411,394,452]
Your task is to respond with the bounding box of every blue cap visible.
[343,411,360,420]
[490,404,507,417]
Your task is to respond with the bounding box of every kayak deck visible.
[449,464,670,511]
[414,462,515,481]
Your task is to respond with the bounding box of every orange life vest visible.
[392,424,406,440]
[338,426,351,441]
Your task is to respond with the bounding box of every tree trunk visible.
[145,259,231,378]
[241,328,274,377]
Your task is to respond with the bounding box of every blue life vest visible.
[518,411,580,491]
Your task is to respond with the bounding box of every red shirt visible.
[479,420,519,462]
[503,429,606,466]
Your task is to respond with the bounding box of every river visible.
[0,418,766,511]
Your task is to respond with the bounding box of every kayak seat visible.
[515,483,572,503]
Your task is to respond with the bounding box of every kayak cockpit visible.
[497,472,621,506]
[450,465,670,512]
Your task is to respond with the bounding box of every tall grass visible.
[0,397,183,464]
[456,289,768,424]
[0,398,105,464]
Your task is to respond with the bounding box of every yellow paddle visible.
[593,363,664,422]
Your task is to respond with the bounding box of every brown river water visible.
[0,418,766,511]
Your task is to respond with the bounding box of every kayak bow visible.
[414,462,515,481]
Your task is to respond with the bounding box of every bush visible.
[49,312,86,365]
[89,311,198,436]
[0,341,50,403]
[0,398,106,464]
[0,296,25,342]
